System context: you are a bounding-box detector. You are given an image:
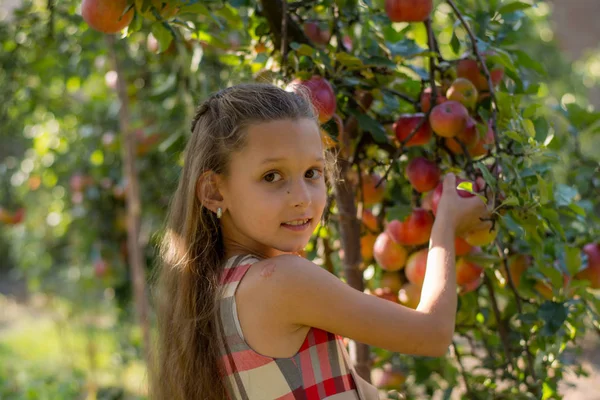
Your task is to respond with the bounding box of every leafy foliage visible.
[1,0,599,398]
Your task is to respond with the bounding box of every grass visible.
[0,294,148,400]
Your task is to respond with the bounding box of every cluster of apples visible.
[358,173,487,307]
[394,63,500,160]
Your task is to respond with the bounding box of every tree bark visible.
[259,0,372,382]
[106,35,152,370]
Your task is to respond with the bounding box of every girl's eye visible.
[263,172,282,183]
[306,168,323,180]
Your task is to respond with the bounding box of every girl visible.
[150,83,490,400]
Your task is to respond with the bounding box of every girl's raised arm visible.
[260,174,489,357]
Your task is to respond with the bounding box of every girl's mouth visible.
[281,218,312,231]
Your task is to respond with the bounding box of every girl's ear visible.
[196,171,225,214]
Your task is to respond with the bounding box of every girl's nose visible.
[289,180,312,208]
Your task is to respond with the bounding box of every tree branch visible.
[259,0,310,51]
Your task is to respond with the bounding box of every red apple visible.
[464,225,498,247]
[94,258,109,278]
[374,232,408,271]
[372,287,400,303]
[460,276,483,295]
[502,254,531,288]
[456,56,504,92]
[362,209,379,232]
[446,78,478,110]
[360,233,378,261]
[406,157,441,193]
[361,173,386,206]
[455,237,472,256]
[575,243,600,289]
[342,35,353,51]
[431,177,479,215]
[288,76,336,123]
[445,117,478,155]
[9,208,25,225]
[387,208,434,246]
[81,0,134,34]
[429,101,469,138]
[394,114,433,147]
[420,87,447,113]
[385,0,433,22]
[535,274,571,300]
[380,271,404,293]
[399,282,422,309]
[421,190,435,212]
[456,257,483,286]
[470,121,496,158]
[303,21,331,46]
[405,248,428,286]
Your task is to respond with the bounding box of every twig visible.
[382,88,417,105]
[446,0,501,201]
[280,0,288,71]
[452,341,476,398]
[495,241,539,387]
[483,274,514,371]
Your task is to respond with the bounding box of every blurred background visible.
[0,0,599,399]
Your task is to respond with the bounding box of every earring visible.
[216,207,223,219]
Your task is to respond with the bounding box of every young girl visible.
[150,83,490,400]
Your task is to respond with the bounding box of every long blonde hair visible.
[149,83,331,399]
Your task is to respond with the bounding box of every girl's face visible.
[218,118,327,259]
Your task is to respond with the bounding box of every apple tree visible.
[98,0,600,396]
[2,0,600,398]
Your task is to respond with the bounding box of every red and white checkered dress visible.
[217,254,364,400]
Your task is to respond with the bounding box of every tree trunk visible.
[106,35,152,370]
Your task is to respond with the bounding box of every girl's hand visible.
[436,173,492,236]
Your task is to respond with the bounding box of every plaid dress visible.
[217,254,368,400]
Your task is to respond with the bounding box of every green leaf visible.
[386,39,426,59]
[179,3,210,15]
[564,246,582,277]
[457,182,488,204]
[450,30,460,55]
[514,50,547,76]
[352,112,388,143]
[335,53,364,68]
[538,301,567,336]
[568,203,586,216]
[151,22,173,53]
[499,196,519,207]
[522,118,536,137]
[542,381,558,400]
[554,184,578,207]
[498,1,533,15]
[476,162,497,189]
[539,207,565,239]
[386,204,412,222]
[293,44,315,57]
[505,130,524,143]
[536,174,551,205]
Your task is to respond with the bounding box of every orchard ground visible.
[1,271,598,399]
